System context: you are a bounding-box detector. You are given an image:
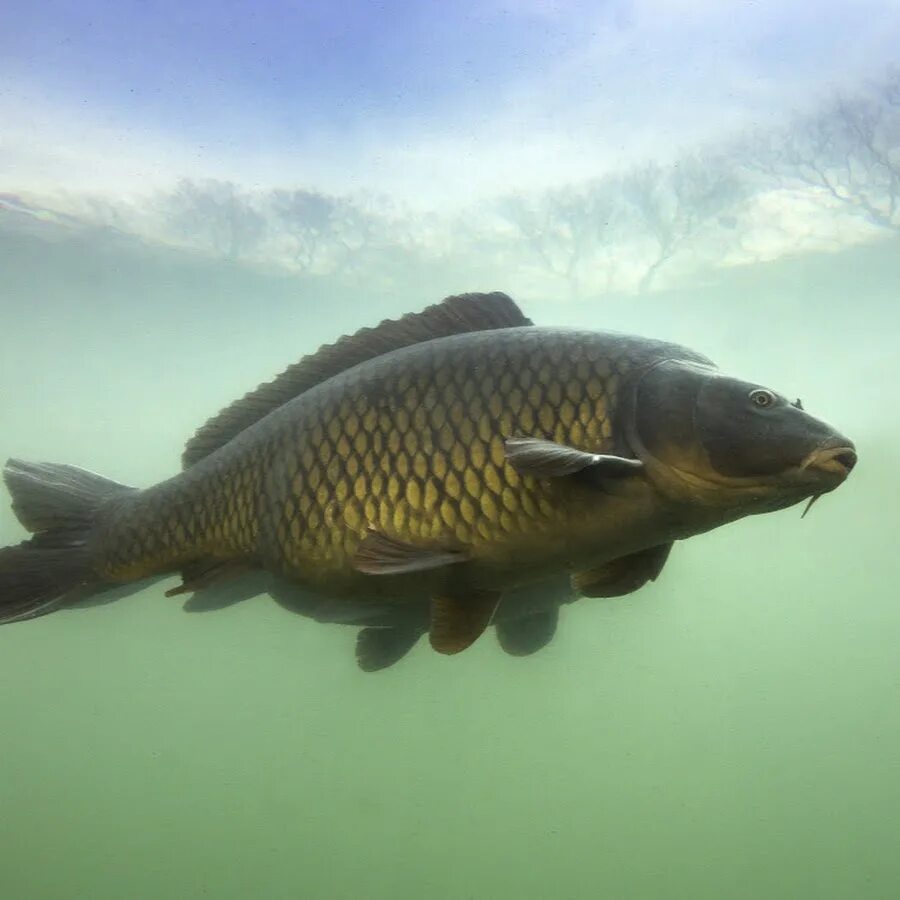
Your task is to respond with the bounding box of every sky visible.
[2,0,900,208]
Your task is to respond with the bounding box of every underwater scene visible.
[1,3,899,898]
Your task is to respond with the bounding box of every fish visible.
[0,292,857,667]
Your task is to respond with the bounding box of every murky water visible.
[2,5,899,898]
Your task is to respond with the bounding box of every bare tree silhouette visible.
[495,176,622,296]
[749,70,900,233]
[269,188,385,274]
[21,67,898,294]
[162,179,266,260]
[623,154,747,291]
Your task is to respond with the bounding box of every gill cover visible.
[632,359,851,481]
[631,360,710,477]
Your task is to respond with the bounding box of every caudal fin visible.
[0,459,135,624]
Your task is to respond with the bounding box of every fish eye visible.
[749,388,777,409]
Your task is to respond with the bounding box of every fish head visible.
[629,359,856,516]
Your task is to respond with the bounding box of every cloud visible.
[2,0,899,209]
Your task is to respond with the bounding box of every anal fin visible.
[182,570,272,612]
[165,559,256,598]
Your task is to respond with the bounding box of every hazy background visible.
[1,2,899,899]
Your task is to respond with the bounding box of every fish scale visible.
[263,328,628,584]
[95,327,632,587]
[97,451,264,581]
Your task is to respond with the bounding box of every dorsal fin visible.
[182,291,531,468]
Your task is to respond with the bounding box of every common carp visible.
[0,292,856,665]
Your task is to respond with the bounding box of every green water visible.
[0,226,897,900]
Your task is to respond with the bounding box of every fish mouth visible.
[800,442,858,479]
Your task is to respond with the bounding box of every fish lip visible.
[800,442,857,479]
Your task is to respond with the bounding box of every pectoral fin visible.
[495,607,559,656]
[356,626,424,672]
[573,543,673,598]
[504,437,643,479]
[353,529,467,575]
[429,590,500,655]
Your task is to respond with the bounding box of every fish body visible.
[0,293,856,663]
[100,328,700,590]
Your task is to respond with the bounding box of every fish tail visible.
[0,459,136,624]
